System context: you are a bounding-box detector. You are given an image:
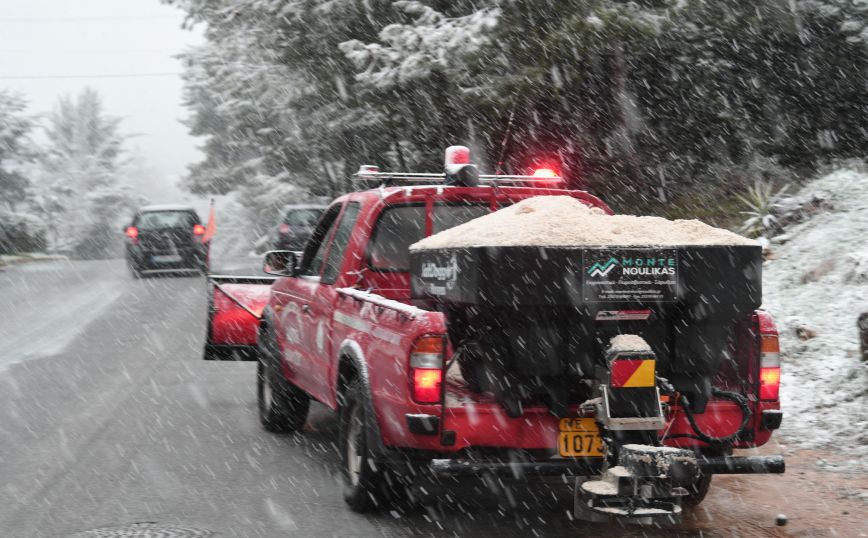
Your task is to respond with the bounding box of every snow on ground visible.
[761,168,868,470]
[0,259,125,373]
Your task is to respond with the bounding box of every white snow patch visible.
[608,334,651,353]
[761,168,868,470]
[0,260,125,372]
[581,480,618,496]
[621,444,685,454]
[337,287,427,318]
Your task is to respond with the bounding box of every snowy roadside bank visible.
[761,168,868,471]
[0,259,125,374]
[0,253,68,269]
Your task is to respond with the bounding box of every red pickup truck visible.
[204,156,784,521]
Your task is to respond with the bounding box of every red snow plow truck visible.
[203,147,784,523]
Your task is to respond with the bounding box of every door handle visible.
[302,304,311,314]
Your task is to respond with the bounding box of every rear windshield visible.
[284,208,322,227]
[135,211,198,230]
[368,203,489,271]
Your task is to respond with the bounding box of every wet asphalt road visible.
[0,259,864,538]
[0,258,579,538]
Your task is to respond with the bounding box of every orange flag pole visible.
[203,198,216,244]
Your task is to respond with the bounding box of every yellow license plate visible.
[558,418,604,457]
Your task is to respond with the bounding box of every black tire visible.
[682,473,712,508]
[256,356,310,433]
[339,379,388,512]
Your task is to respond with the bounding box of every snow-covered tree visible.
[35,88,138,258]
[0,90,47,254]
[0,89,35,211]
[168,0,868,222]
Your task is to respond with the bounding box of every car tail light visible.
[759,334,781,401]
[278,223,291,235]
[125,226,139,244]
[756,312,781,401]
[409,335,444,404]
[193,224,205,236]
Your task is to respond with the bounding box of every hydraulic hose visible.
[663,389,753,447]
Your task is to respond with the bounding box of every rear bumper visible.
[427,454,784,478]
[430,458,602,477]
[382,395,779,454]
[203,343,258,361]
[127,245,207,269]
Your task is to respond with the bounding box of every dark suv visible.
[272,204,326,251]
[124,205,208,278]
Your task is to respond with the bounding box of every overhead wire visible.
[0,73,183,80]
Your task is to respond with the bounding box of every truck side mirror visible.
[263,250,297,276]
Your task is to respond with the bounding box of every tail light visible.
[278,223,291,236]
[193,224,206,236]
[409,335,444,404]
[756,312,781,401]
[125,226,139,244]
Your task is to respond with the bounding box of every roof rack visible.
[352,170,562,189]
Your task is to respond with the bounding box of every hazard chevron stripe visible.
[610,359,656,387]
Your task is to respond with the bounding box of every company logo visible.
[587,255,677,278]
[587,257,619,277]
[421,253,460,293]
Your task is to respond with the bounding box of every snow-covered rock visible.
[761,168,868,470]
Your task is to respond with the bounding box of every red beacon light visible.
[357,164,380,174]
[444,145,479,187]
[444,145,471,166]
[532,168,558,178]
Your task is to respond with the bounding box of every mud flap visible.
[204,275,275,361]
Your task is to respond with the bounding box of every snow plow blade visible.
[204,275,275,361]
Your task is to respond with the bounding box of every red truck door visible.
[272,202,361,404]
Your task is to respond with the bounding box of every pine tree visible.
[37,88,135,258]
[0,89,35,212]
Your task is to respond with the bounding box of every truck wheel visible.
[339,379,388,512]
[257,358,310,433]
[682,474,712,508]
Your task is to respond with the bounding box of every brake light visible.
[193,223,206,235]
[278,223,290,235]
[125,226,139,242]
[410,335,444,404]
[757,314,781,401]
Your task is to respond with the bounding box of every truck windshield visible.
[368,203,489,271]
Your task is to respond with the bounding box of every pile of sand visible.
[410,196,756,250]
